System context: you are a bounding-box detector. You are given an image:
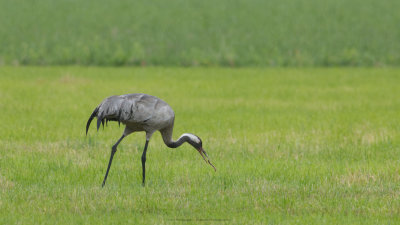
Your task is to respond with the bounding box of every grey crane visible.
[86,93,216,187]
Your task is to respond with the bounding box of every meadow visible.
[1,0,400,66]
[0,67,399,224]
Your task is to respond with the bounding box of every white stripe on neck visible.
[180,133,200,144]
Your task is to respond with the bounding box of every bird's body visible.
[94,93,174,136]
[86,93,215,187]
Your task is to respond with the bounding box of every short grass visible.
[1,0,400,66]
[0,67,400,224]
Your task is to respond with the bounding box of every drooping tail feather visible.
[86,95,130,135]
[97,117,102,131]
[86,107,99,135]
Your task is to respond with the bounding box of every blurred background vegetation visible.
[0,0,399,67]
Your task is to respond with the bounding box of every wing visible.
[121,93,173,124]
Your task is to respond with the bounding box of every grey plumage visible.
[86,93,216,187]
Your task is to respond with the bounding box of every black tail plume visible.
[86,107,99,136]
[97,116,103,131]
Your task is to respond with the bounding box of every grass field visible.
[1,0,400,66]
[0,67,400,224]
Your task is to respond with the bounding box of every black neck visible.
[165,135,190,148]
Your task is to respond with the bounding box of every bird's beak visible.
[197,147,216,171]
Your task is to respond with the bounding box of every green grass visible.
[1,0,400,66]
[0,67,400,224]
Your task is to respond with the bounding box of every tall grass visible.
[0,0,399,66]
[0,67,399,224]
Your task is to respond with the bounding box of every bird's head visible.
[184,133,216,171]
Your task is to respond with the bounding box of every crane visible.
[86,93,216,187]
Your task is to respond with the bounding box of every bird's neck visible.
[161,129,193,148]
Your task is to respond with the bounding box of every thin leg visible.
[141,140,149,186]
[102,134,125,187]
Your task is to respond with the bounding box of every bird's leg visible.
[102,134,125,187]
[141,140,149,186]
